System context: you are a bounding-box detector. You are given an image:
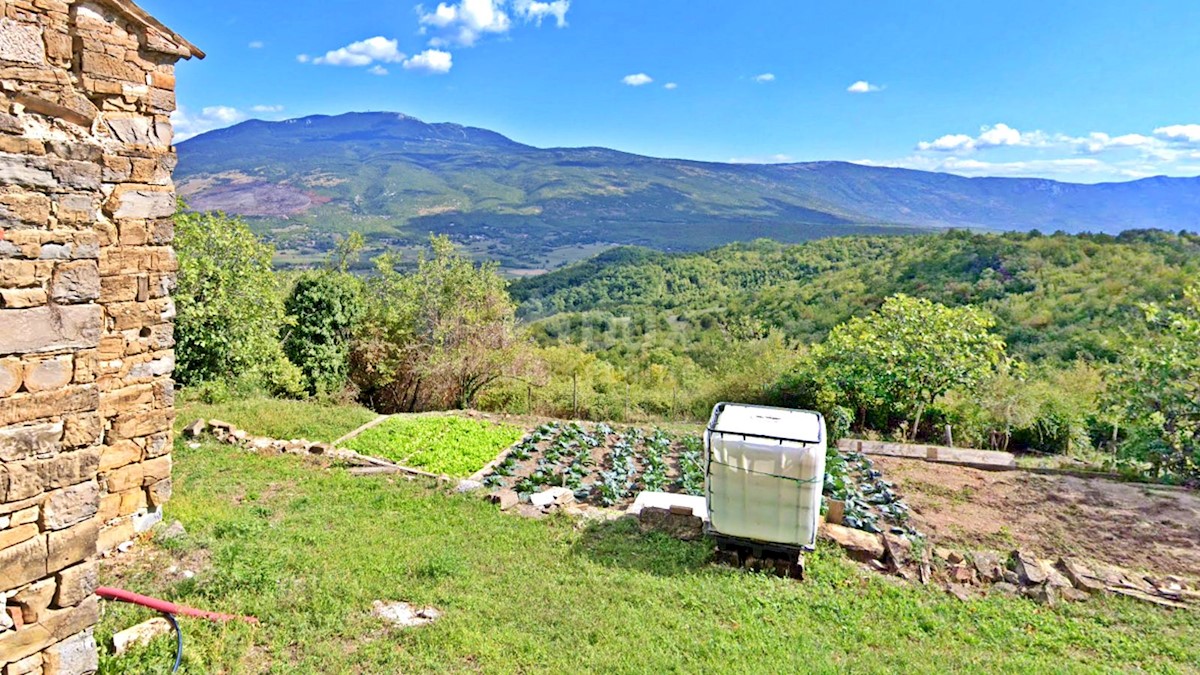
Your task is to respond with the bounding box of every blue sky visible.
[145,0,1200,183]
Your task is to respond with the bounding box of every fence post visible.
[572,373,578,419]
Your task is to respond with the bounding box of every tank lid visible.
[709,403,823,444]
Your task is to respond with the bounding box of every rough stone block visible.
[43,629,99,675]
[4,651,42,675]
[0,386,97,427]
[40,481,99,531]
[104,116,170,148]
[22,355,73,392]
[143,432,171,459]
[9,506,38,527]
[40,447,101,491]
[0,533,48,592]
[52,560,97,609]
[1,460,44,502]
[62,414,101,448]
[0,522,39,550]
[103,460,143,493]
[117,486,146,516]
[0,153,56,190]
[50,260,100,303]
[0,358,22,396]
[107,410,170,441]
[0,288,48,308]
[0,18,45,64]
[0,190,53,226]
[12,577,55,624]
[140,455,170,485]
[98,440,140,473]
[46,518,97,573]
[146,478,171,507]
[0,421,63,462]
[107,189,174,220]
[0,305,101,356]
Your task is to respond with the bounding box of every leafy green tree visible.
[283,271,364,395]
[815,294,1006,440]
[351,236,536,412]
[174,208,304,397]
[1108,287,1200,479]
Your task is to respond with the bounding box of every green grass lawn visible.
[175,396,378,443]
[96,440,1200,674]
[344,415,525,477]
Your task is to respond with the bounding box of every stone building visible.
[1,0,200,672]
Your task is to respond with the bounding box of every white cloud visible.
[663,82,678,90]
[918,133,976,152]
[403,49,453,74]
[250,105,284,113]
[868,121,1200,182]
[312,36,405,67]
[170,105,247,142]
[917,123,1043,152]
[296,54,311,63]
[753,73,775,83]
[847,80,880,93]
[368,65,390,76]
[1155,124,1200,144]
[513,0,570,26]
[248,40,264,49]
[623,73,653,86]
[418,0,512,47]
[977,123,1022,147]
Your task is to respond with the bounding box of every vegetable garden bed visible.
[482,421,705,507]
[484,421,918,538]
[344,415,525,477]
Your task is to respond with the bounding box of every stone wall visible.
[0,1,199,672]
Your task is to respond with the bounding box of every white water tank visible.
[704,403,826,549]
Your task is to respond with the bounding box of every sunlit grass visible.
[98,441,1200,674]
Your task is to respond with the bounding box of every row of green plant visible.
[483,422,706,506]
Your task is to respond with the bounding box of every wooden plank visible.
[837,439,1016,470]
[1106,586,1193,610]
[331,414,393,447]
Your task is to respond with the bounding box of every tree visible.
[815,294,1006,440]
[351,236,536,412]
[174,207,303,396]
[1108,287,1200,480]
[283,271,364,395]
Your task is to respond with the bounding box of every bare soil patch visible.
[876,456,1200,578]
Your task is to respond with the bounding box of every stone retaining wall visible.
[0,1,199,672]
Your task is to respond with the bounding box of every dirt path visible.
[876,456,1200,578]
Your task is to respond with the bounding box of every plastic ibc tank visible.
[704,403,826,549]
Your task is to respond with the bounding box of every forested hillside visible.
[514,229,1200,364]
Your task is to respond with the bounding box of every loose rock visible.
[820,523,885,562]
[372,601,441,628]
[1011,550,1048,586]
[112,617,172,655]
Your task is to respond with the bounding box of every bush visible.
[174,207,301,397]
[283,271,364,395]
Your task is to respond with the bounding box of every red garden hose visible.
[95,586,260,624]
